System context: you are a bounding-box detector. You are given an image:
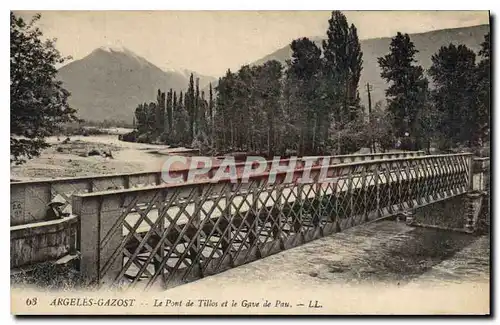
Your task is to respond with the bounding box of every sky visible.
[15,10,490,77]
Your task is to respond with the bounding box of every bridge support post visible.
[464,157,490,233]
[465,192,483,233]
[72,195,100,284]
[73,194,124,287]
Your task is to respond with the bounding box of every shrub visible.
[11,262,95,291]
[119,130,139,143]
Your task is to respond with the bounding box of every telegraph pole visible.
[366,83,374,153]
[366,82,372,117]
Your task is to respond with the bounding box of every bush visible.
[159,132,171,144]
[473,145,490,157]
[191,132,213,155]
[58,124,107,136]
[119,130,139,143]
[11,262,95,291]
[137,133,152,143]
[328,116,368,155]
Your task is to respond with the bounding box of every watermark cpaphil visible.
[160,156,341,184]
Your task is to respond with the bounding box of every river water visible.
[11,134,197,181]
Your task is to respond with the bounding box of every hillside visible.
[60,24,490,123]
[252,24,490,108]
[58,46,216,123]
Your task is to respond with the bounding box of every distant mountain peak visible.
[90,45,152,68]
[94,45,141,58]
[58,46,217,123]
[99,45,128,53]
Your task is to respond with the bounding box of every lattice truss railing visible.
[14,152,424,224]
[83,154,471,290]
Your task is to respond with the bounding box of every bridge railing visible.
[72,153,471,289]
[10,151,424,226]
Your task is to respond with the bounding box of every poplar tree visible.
[155,89,166,136]
[186,74,195,140]
[194,77,200,136]
[286,37,323,155]
[378,32,429,149]
[322,11,363,124]
[165,88,173,134]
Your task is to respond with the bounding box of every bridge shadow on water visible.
[314,224,487,285]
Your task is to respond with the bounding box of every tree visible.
[134,103,148,133]
[146,102,157,133]
[234,65,254,151]
[10,12,78,164]
[322,11,363,123]
[172,91,189,145]
[155,89,166,136]
[428,43,477,147]
[195,77,200,136]
[208,83,214,126]
[165,88,173,134]
[476,32,490,146]
[254,60,283,157]
[186,73,195,141]
[208,83,214,145]
[214,70,236,150]
[328,113,368,154]
[347,24,363,115]
[286,37,323,155]
[172,91,178,140]
[198,90,208,133]
[365,101,397,152]
[378,32,429,149]
[415,89,439,153]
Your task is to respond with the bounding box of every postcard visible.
[10,10,491,315]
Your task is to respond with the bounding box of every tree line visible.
[126,74,215,151]
[378,31,490,151]
[129,11,490,156]
[130,11,365,156]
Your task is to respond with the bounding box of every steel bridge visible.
[10,151,490,291]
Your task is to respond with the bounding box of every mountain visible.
[58,46,216,123]
[60,24,489,123]
[251,24,490,108]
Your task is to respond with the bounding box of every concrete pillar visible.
[465,192,483,233]
[72,194,101,284]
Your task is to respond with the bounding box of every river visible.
[10,134,198,181]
